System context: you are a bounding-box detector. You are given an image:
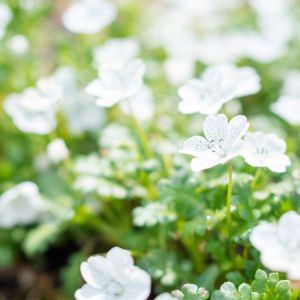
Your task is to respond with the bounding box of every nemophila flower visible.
[250,211,300,280]
[180,114,249,172]
[178,63,260,115]
[4,87,59,135]
[75,247,151,300]
[93,38,140,70]
[47,138,69,164]
[62,0,117,35]
[119,85,155,121]
[86,59,145,107]
[240,132,291,173]
[7,35,29,56]
[0,182,45,228]
[0,3,12,39]
[133,203,176,227]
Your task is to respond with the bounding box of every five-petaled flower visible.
[240,132,291,173]
[180,114,249,172]
[178,63,261,115]
[75,247,151,300]
[86,59,145,107]
[250,211,300,280]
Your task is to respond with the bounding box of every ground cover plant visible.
[1,0,300,299]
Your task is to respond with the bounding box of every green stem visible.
[251,168,263,190]
[226,161,233,234]
[126,99,153,159]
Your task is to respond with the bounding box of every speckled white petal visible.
[179,136,210,157]
[203,114,228,143]
[190,157,220,172]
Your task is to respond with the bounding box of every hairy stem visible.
[226,161,233,234]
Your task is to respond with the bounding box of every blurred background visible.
[1,0,300,299]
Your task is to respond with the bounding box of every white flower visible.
[44,66,105,135]
[178,63,260,115]
[272,96,300,126]
[47,138,69,164]
[75,247,151,300]
[0,3,12,39]
[133,203,176,227]
[240,132,291,173]
[164,56,195,86]
[93,38,140,70]
[119,85,155,121]
[7,34,29,55]
[62,0,117,35]
[86,59,145,107]
[180,114,249,172]
[271,71,300,126]
[0,182,45,228]
[155,293,178,300]
[4,87,58,134]
[250,211,300,280]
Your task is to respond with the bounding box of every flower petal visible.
[203,114,228,143]
[190,156,220,172]
[80,256,110,288]
[106,247,134,271]
[179,136,209,157]
[75,284,104,300]
[226,115,249,146]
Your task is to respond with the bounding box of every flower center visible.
[104,279,124,296]
[208,139,226,157]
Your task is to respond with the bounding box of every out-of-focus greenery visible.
[1,0,300,299]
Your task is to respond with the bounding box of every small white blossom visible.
[178,63,260,115]
[240,132,291,173]
[93,38,140,70]
[133,203,176,227]
[0,3,12,39]
[250,211,300,280]
[155,293,178,300]
[0,182,45,228]
[62,0,117,35]
[47,138,69,164]
[180,114,249,172]
[4,87,59,134]
[75,247,151,300]
[86,59,145,107]
[7,34,29,55]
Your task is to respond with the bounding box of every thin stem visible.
[251,168,263,190]
[126,99,153,159]
[226,161,233,234]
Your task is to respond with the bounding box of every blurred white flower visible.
[0,182,45,228]
[119,85,155,121]
[47,138,69,164]
[4,87,59,134]
[155,293,177,300]
[86,59,145,107]
[7,34,29,55]
[62,0,117,35]
[240,132,291,173]
[271,71,300,126]
[272,96,300,126]
[93,38,140,70]
[178,63,260,115]
[164,56,195,86]
[75,247,151,300]
[41,67,105,135]
[180,114,249,172]
[250,211,300,280]
[0,3,12,39]
[133,203,176,227]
